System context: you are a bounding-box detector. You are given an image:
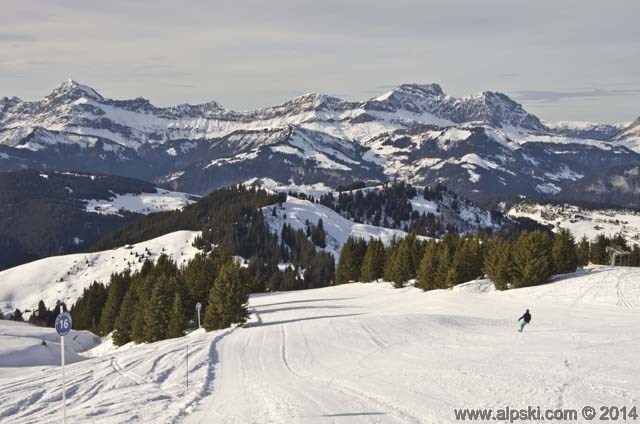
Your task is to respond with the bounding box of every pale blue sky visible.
[1,0,638,123]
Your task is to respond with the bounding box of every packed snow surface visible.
[1,266,639,423]
[0,231,202,315]
[0,320,100,369]
[84,189,198,216]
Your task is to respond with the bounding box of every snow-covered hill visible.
[0,231,202,315]
[0,320,100,369]
[507,203,640,245]
[1,266,638,423]
[2,80,639,199]
[264,197,413,259]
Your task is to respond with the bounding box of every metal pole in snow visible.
[60,304,66,424]
[186,345,189,391]
[62,334,66,423]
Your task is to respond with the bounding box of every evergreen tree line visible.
[70,249,250,345]
[575,233,640,266]
[334,228,639,291]
[28,299,68,327]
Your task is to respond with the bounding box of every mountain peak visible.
[617,116,640,139]
[47,79,104,102]
[374,83,444,102]
[458,90,545,130]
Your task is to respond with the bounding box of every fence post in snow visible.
[186,345,189,391]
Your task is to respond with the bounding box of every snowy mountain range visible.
[1,79,639,201]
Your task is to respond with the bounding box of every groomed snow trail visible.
[1,266,639,423]
[187,266,640,423]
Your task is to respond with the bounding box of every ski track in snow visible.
[1,266,640,423]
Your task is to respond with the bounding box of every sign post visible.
[55,309,72,424]
[195,302,202,329]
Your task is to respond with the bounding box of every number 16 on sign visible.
[55,310,72,424]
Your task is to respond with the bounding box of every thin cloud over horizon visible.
[1,0,638,123]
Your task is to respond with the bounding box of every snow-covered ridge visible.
[0,79,563,152]
[2,79,639,199]
[0,231,203,314]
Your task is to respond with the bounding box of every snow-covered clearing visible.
[84,189,198,216]
[0,231,202,315]
[1,266,639,423]
[508,203,640,245]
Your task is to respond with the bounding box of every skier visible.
[517,309,531,332]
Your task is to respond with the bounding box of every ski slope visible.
[0,231,202,315]
[1,266,639,423]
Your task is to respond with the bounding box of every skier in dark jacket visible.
[517,309,531,332]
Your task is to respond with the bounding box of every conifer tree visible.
[445,266,461,289]
[113,286,138,346]
[99,271,131,335]
[144,278,175,343]
[416,240,440,291]
[12,309,23,321]
[336,237,365,284]
[590,234,609,265]
[204,262,249,331]
[435,233,458,284]
[631,245,640,267]
[456,236,484,283]
[311,219,327,248]
[167,291,186,338]
[360,238,385,282]
[512,231,552,287]
[282,268,300,290]
[130,277,154,343]
[483,238,513,290]
[576,235,591,266]
[387,237,413,288]
[182,253,219,317]
[552,228,577,274]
